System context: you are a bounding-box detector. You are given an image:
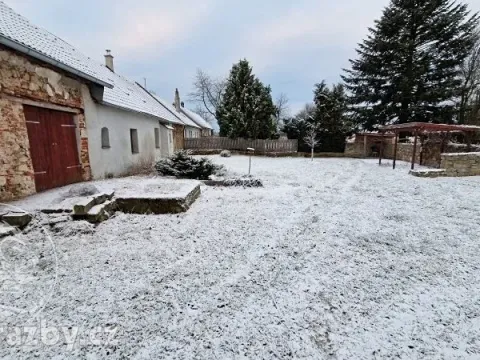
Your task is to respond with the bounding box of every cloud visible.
[110,0,215,57]
[238,0,389,73]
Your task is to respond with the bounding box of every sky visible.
[6,0,480,115]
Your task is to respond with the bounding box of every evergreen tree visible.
[217,59,276,139]
[313,81,353,152]
[342,0,479,129]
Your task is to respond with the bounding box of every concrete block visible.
[0,224,16,238]
[2,212,32,228]
[116,184,201,214]
[409,169,447,178]
[86,200,117,223]
[73,197,96,216]
[93,190,115,205]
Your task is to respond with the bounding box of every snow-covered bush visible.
[220,150,232,158]
[155,150,224,180]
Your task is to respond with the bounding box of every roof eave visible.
[136,84,201,128]
[0,35,113,89]
[100,100,183,125]
[180,108,213,129]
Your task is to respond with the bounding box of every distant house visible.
[0,2,190,200]
[180,106,214,137]
[173,89,214,137]
[151,90,202,141]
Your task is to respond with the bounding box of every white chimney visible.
[104,50,114,72]
[174,88,181,112]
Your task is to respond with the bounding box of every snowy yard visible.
[3,156,480,359]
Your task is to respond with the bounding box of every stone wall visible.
[0,46,90,201]
[440,152,480,177]
[385,143,421,164]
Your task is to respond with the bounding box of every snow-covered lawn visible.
[3,156,480,359]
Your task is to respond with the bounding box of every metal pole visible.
[393,133,398,169]
[411,131,418,170]
[247,147,254,175]
[378,140,383,165]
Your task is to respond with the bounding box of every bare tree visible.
[459,30,480,124]
[274,93,290,130]
[303,122,320,161]
[189,69,226,124]
[193,105,216,126]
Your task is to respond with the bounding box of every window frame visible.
[130,129,139,154]
[154,128,160,149]
[101,127,110,149]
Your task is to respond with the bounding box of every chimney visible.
[174,88,181,112]
[104,50,114,72]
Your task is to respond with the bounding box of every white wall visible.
[83,87,169,179]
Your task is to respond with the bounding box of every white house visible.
[83,52,190,179]
[170,89,214,136]
[180,106,214,137]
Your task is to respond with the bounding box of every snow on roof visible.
[0,1,113,88]
[181,107,213,130]
[152,96,200,129]
[102,75,184,125]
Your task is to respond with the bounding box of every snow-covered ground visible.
[3,156,480,359]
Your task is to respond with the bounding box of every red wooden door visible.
[24,106,83,192]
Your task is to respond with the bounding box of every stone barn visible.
[0,2,114,201]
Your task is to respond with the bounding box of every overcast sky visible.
[7,0,480,114]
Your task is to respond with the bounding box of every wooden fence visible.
[184,137,298,153]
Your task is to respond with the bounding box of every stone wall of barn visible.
[0,46,91,201]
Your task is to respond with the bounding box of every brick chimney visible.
[174,88,181,112]
[104,50,114,72]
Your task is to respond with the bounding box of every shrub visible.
[220,150,232,158]
[155,150,224,180]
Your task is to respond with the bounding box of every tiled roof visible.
[181,107,213,130]
[0,1,114,87]
[102,74,184,125]
[153,96,201,128]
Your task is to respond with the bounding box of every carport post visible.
[393,132,398,170]
[363,135,368,157]
[411,130,418,170]
[378,140,383,165]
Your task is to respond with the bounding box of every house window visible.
[130,129,139,154]
[188,130,193,138]
[101,127,110,148]
[154,128,160,148]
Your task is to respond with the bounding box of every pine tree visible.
[313,81,352,152]
[342,0,479,129]
[217,59,276,139]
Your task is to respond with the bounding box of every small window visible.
[101,127,110,149]
[130,129,139,154]
[189,130,193,138]
[154,128,160,148]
